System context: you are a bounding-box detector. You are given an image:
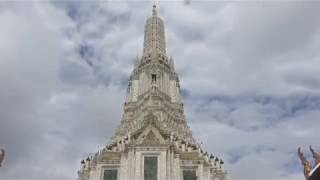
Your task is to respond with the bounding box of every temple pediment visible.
[136,125,166,146]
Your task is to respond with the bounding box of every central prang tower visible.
[78,5,228,180]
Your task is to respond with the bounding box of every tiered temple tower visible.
[78,5,227,180]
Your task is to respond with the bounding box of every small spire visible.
[134,55,140,68]
[169,56,175,69]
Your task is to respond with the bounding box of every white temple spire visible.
[78,5,228,180]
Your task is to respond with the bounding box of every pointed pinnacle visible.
[152,4,158,16]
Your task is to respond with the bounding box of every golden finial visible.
[310,145,320,165]
[298,147,313,179]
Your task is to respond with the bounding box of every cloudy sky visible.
[1,1,320,180]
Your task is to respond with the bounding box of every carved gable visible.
[142,131,160,146]
[136,125,166,146]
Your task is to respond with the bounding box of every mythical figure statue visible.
[0,149,5,167]
[298,147,313,179]
[310,145,320,165]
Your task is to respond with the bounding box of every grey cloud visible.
[0,2,70,178]
[186,94,320,179]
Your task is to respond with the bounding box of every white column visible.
[89,166,98,180]
[170,149,175,180]
[166,149,171,180]
[135,151,142,180]
[119,153,127,180]
[127,149,133,180]
[131,148,136,180]
[198,163,204,180]
[160,151,167,180]
[174,154,181,180]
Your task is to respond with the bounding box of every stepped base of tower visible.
[78,122,227,180]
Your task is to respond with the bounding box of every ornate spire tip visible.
[152,4,158,16]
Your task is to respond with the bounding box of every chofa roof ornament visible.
[298,147,313,179]
[310,145,320,165]
[298,146,320,180]
[0,148,5,167]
